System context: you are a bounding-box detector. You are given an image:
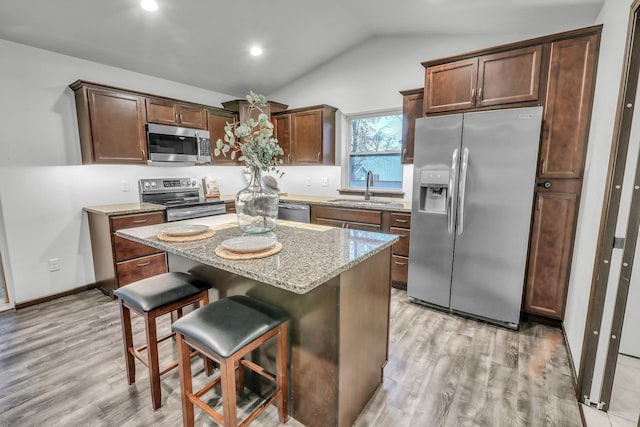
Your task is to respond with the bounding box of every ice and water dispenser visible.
[418,169,449,214]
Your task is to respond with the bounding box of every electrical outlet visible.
[121,180,130,192]
[320,177,328,187]
[306,177,312,186]
[48,258,60,272]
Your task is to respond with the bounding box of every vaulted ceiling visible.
[0,0,604,96]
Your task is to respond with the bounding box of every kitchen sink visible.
[327,199,404,208]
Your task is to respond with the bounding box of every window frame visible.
[341,108,403,192]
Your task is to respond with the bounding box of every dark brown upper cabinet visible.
[273,113,292,165]
[423,45,542,114]
[146,98,207,129]
[273,105,337,165]
[221,99,288,124]
[400,88,424,164]
[538,34,599,180]
[70,81,147,164]
[207,108,238,165]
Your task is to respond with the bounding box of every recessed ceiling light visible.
[250,46,263,56]
[141,0,158,12]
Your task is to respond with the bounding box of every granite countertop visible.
[83,202,166,216]
[224,194,412,213]
[115,214,398,295]
[83,194,411,217]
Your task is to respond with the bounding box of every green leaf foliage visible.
[212,91,284,176]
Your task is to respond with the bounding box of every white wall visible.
[563,0,632,386]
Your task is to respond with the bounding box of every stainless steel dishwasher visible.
[278,203,310,223]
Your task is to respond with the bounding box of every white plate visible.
[220,235,277,253]
[162,224,210,237]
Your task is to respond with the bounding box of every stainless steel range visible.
[139,177,226,222]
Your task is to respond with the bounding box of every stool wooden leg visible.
[221,357,238,427]
[235,360,244,396]
[177,334,195,427]
[276,323,289,423]
[118,301,135,385]
[200,292,214,377]
[145,311,162,410]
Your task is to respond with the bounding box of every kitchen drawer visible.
[114,235,163,262]
[391,255,409,283]
[389,212,411,228]
[111,211,165,231]
[313,205,381,225]
[390,227,410,256]
[226,202,236,214]
[315,218,381,232]
[116,252,167,287]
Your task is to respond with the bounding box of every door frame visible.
[578,0,640,408]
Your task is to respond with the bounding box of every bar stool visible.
[113,272,211,410]
[172,295,289,427]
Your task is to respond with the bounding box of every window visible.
[347,111,403,190]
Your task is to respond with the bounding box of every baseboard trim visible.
[15,283,98,310]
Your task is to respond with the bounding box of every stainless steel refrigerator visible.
[407,106,542,328]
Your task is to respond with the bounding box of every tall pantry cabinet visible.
[414,26,601,320]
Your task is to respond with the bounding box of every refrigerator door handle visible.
[447,148,460,234]
[457,147,470,235]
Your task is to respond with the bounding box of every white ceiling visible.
[0,0,604,97]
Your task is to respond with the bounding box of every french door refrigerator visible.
[407,106,542,328]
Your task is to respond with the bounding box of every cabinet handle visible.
[288,153,291,162]
[316,152,321,161]
[397,234,408,238]
[179,113,183,122]
[136,262,151,267]
[540,158,546,174]
[471,88,476,104]
[132,219,148,224]
[478,87,483,102]
[402,148,407,161]
[394,219,409,223]
[175,112,179,122]
[394,261,408,266]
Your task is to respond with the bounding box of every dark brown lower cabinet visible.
[311,205,382,231]
[86,210,167,297]
[311,206,412,287]
[524,181,578,319]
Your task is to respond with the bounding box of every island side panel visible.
[338,247,392,427]
[168,253,341,427]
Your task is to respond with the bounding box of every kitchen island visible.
[116,214,398,427]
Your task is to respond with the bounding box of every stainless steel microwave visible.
[146,123,211,165]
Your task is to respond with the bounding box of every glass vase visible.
[235,167,279,234]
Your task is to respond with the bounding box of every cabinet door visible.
[524,184,578,319]
[401,91,423,164]
[273,114,292,164]
[146,98,179,125]
[208,110,238,165]
[177,104,207,129]
[476,45,542,107]
[539,34,598,179]
[292,109,324,164]
[116,253,167,287]
[88,88,147,163]
[424,58,478,113]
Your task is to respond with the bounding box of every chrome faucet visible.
[364,170,374,201]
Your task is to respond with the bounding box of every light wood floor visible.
[0,288,582,426]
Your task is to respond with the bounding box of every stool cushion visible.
[113,272,211,312]
[172,296,289,358]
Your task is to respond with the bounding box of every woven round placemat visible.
[215,242,282,260]
[157,229,215,242]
